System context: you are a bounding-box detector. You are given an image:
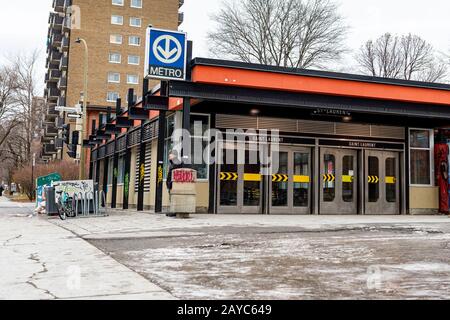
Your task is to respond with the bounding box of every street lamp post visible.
[76,38,88,180]
[31,153,36,200]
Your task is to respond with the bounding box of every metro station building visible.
[89,58,450,215]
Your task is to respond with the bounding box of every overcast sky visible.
[0,0,449,89]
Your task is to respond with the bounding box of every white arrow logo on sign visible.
[153,35,183,64]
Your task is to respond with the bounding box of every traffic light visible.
[66,130,80,159]
[66,144,77,159]
[61,124,70,145]
[72,130,79,146]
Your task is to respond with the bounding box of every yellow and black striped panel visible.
[342,175,354,183]
[220,173,311,183]
[220,172,238,181]
[293,175,310,183]
[385,176,396,184]
[368,176,380,184]
[243,174,262,182]
[272,174,289,182]
[323,174,335,182]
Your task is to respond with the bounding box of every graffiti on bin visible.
[53,180,95,198]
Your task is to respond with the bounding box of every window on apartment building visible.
[112,0,124,6]
[109,52,121,63]
[111,15,124,25]
[127,74,139,85]
[131,0,142,8]
[129,36,141,46]
[410,129,434,186]
[107,92,120,102]
[128,55,140,65]
[130,17,142,27]
[108,72,121,83]
[110,34,123,44]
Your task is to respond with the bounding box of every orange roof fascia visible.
[192,65,450,106]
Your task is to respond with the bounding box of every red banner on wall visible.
[435,143,449,214]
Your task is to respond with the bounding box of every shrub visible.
[12,160,80,200]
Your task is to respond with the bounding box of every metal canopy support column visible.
[181,41,193,163]
[313,139,320,215]
[155,82,168,213]
[155,111,166,213]
[122,89,134,210]
[208,113,217,214]
[137,137,146,211]
[182,98,191,163]
[404,127,410,214]
[137,79,149,212]
[111,141,119,209]
[111,99,122,209]
[123,146,131,210]
[95,158,101,184]
[88,158,93,180]
[102,156,109,205]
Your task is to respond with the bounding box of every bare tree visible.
[357,33,447,82]
[10,51,42,162]
[0,66,20,148]
[208,0,347,69]
[0,51,44,185]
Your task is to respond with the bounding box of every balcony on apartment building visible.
[178,12,184,26]
[46,69,61,83]
[45,113,57,123]
[55,138,64,150]
[58,76,67,90]
[53,0,65,13]
[50,13,64,31]
[55,116,64,129]
[50,33,63,49]
[60,36,69,52]
[44,143,58,155]
[63,14,71,32]
[41,134,53,144]
[60,56,68,70]
[49,50,62,64]
[46,84,60,102]
[47,104,59,118]
[57,96,66,108]
[40,145,51,158]
[44,123,59,137]
[40,150,53,161]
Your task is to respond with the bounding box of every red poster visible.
[435,143,449,214]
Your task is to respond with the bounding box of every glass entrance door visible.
[320,148,358,215]
[270,147,311,214]
[217,144,310,214]
[217,144,262,214]
[365,150,400,215]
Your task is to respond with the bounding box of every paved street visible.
[2,195,450,300]
[53,210,450,300]
[0,197,173,300]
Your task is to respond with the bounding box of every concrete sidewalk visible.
[0,199,174,300]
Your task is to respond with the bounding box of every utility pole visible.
[76,38,89,180]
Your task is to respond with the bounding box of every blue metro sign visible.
[145,27,187,81]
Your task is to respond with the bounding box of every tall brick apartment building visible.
[41,0,183,161]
